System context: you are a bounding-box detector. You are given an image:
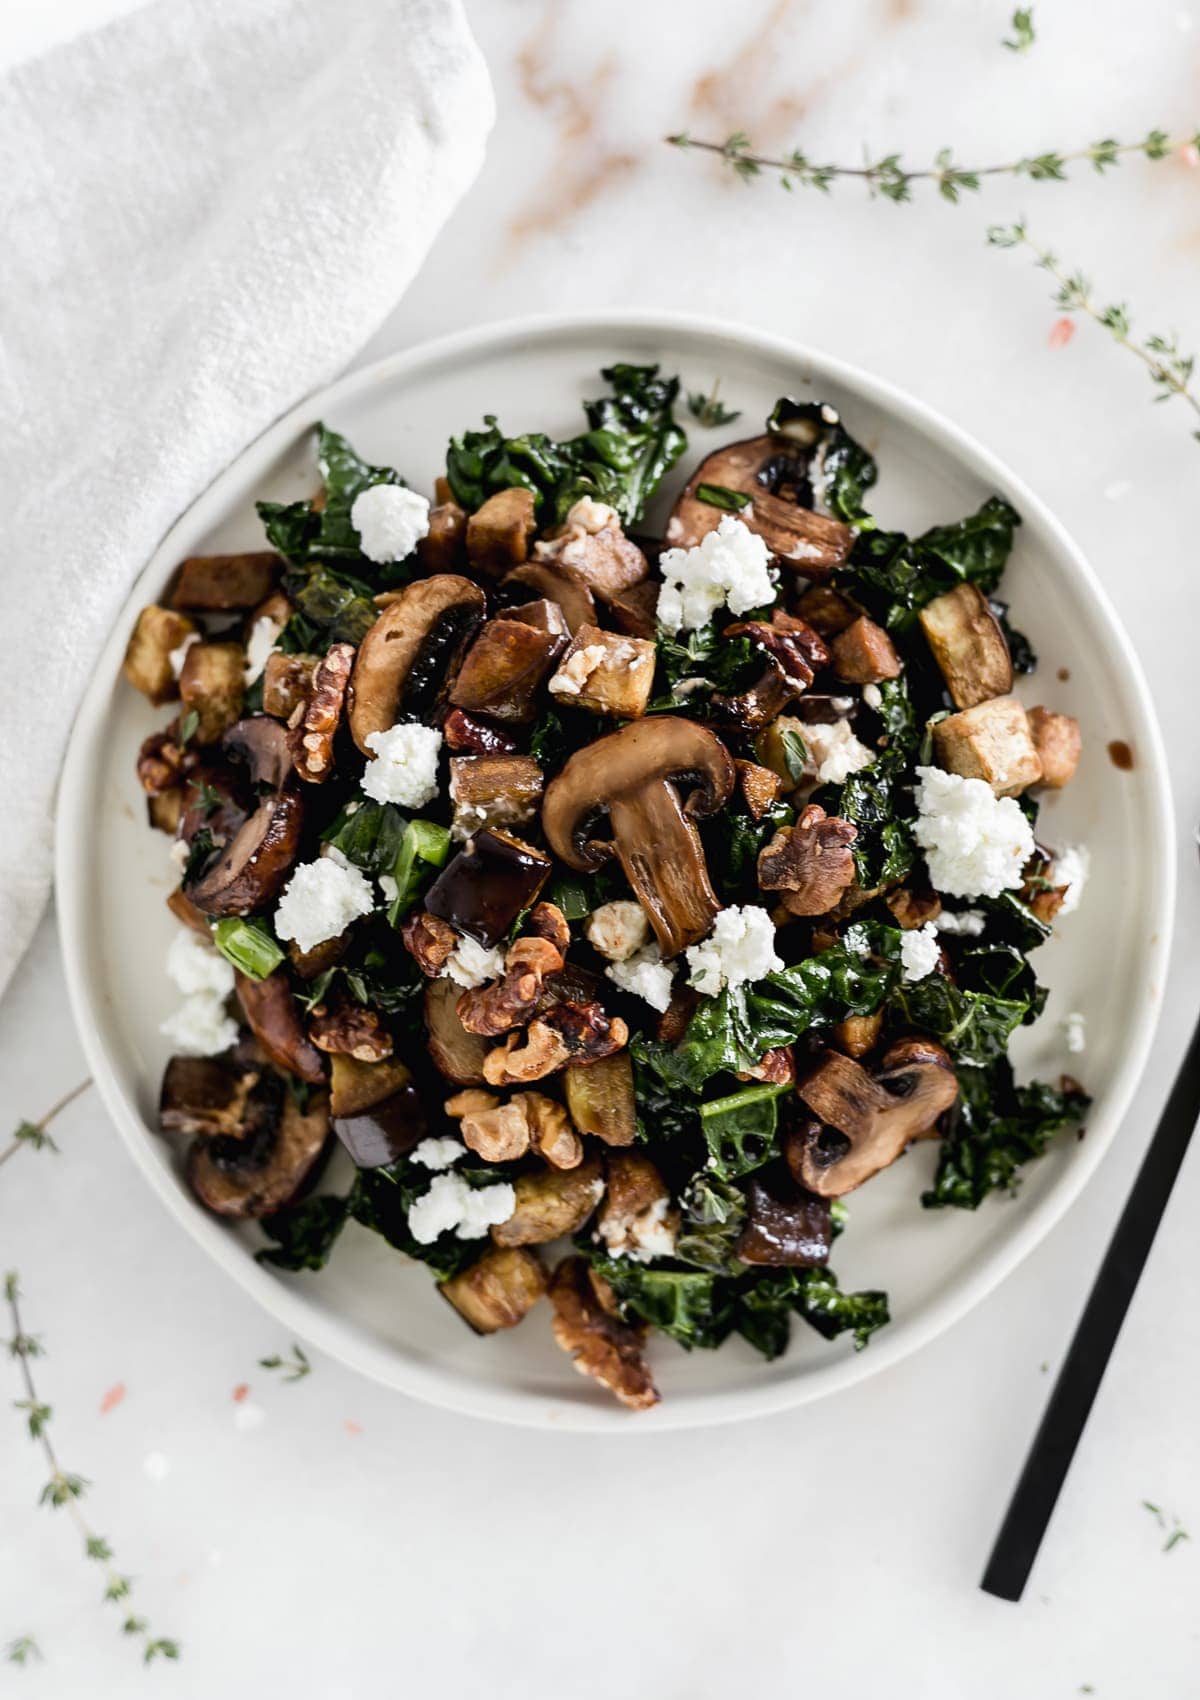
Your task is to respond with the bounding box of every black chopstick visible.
[981,1008,1200,1602]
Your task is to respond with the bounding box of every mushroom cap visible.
[223,715,295,790]
[186,1080,331,1218]
[233,968,325,1085]
[187,789,304,918]
[664,433,852,571]
[541,717,735,873]
[347,574,485,753]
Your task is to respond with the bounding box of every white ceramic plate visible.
[56,311,1174,1431]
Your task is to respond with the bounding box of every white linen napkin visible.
[0,0,493,997]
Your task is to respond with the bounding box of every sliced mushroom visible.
[166,885,212,936]
[347,574,485,753]
[187,1082,330,1218]
[503,560,597,635]
[606,579,660,639]
[665,434,852,572]
[735,1175,832,1267]
[441,1246,548,1334]
[187,790,303,917]
[160,1055,261,1138]
[170,552,280,612]
[548,1256,660,1411]
[541,717,734,957]
[757,804,858,917]
[918,582,1013,709]
[424,978,490,1085]
[563,1051,637,1147]
[491,1155,605,1246]
[787,1039,959,1197]
[425,829,551,948]
[234,969,325,1084]
[223,715,295,790]
[328,1052,426,1169]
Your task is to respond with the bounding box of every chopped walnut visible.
[524,900,571,957]
[262,651,318,722]
[460,1100,535,1163]
[1027,706,1082,789]
[656,988,699,1046]
[831,1010,883,1059]
[482,1002,627,1087]
[757,804,858,916]
[137,725,194,795]
[459,1089,583,1169]
[457,934,565,1037]
[737,1045,796,1085]
[548,1256,660,1411]
[293,641,354,783]
[401,910,459,977]
[444,1088,500,1118]
[1029,886,1067,924]
[308,996,393,1061]
[735,759,784,821]
[885,888,943,931]
[523,1092,583,1170]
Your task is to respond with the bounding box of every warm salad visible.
[123,364,1089,1411]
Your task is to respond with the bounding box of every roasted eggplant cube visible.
[918,582,1013,710]
[1027,706,1082,788]
[425,829,551,948]
[547,625,656,720]
[441,1246,547,1334]
[465,487,536,579]
[563,1051,637,1147]
[735,1177,832,1267]
[424,979,491,1085]
[448,616,567,723]
[329,1053,426,1169]
[449,754,544,838]
[416,496,468,573]
[931,694,1042,796]
[829,615,902,685]
[178,641,246,746]
[170,551,280,612]
[491,1156,605,1247]
[122,605,199,706]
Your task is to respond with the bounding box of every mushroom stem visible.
[609,786,721,958]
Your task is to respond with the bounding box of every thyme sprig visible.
[988,221,1200,433]
[6,1636,41,1666]
[1003,7,1036,53]
[666,127,1194,204]
[259,1343,311,1382]
[1143,1499,1191,1553]
[4,1273,180,1667]
[0,1079,90,1171]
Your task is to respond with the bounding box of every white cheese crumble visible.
[586,900,651,962]
[913,766,1035,900]
[168,837,190,874]
[656,515,775,632]
[862,682,883,711]
[1054,844,1090,915]
[548,643,607,697]
[440,935,506,990]
[361,722,442,808]
[378,872,399,904]
[686,905,783,997]
[243,614,281,685]
[605,945,675,1013]
[802,718,875,785]
[1063,1011,1087,1054]
[411,1136,467,1170]
[350,483,430,564]
[406,1172,515,1243]
[566,496,617,534]
[169,630,200,679]
[166,929,235,998]
[274,857,375,954]
[934,908,987,937]
[598,1194,677,1263]
[899,921,941,983]
[160,993,238,1057]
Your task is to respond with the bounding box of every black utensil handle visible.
[981,1011,1200,1602]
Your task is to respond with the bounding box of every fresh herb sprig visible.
[1143,1499,1191,1553]
[666,127,1193,205]
[1003,7,1036,53]
[4,1273,179,1667]
[6,1636,41,1666]
[258,1343,311,1382]
[0,1080,90,1171]
[686,380,741,428]
[988,221,1200,433]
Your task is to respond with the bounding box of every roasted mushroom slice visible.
[222,715,295,789]
[918,582,1013,709]
[170,551,280,612]
[788,1039,959,1197]
[187,1082,330,1218]
[735,1175,832,1267]
[491,1156,605,1247]
[664,433,852,572]
[441,1246,548,1334]
[541,717,735,958]
[347,574,485,753]
[187,790,303,917]
[425,829,551,949]
[424,978,491,1085]
[160,1055,261,1138]
[503,560,597,635]
[234,969,325,1084]
[548,1256,660,1411]
[328,1052,426,1169]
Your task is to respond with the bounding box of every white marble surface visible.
[3,2,1200,1695]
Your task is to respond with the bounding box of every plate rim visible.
[55,307,1177,1431]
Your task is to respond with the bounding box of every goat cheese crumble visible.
[934,908,987,937]
[166,930,235,998]
[350,483,430,564]
[913,766,1034,899]
[1063,1011,1087,1054]
[587,900,651,962]
[656,516,775,632]
[274,857,375,954]
[441,935,506,990]
[161,932,238,1056]
[862,682,883,711]
[243,614,281,685]
[406,1173,515,1243]
[899,921,941,982]
[843,923,872,959]
[598,1194,677,1263]
[548,643,607,697]
[803,718,875,785]
[606,945,675,1013]
[1054,844,1090,915]
[686,905,782,997]
[565,496,617,533]
[361,722,442,808]
[168,630,200,679]
[411,1136,468,1170]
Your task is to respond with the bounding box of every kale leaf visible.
[835,495,1022,633]
[699,1083,792,1180]
[257,424,405,572]
[257,1194,351,1272]
[923,1063,1091,1209]
[825,674,920,886]
[735,1267,890,1359]
[321,799,409,877]
[445,363,686,527]
[589,1258,737,1351]
[917,495,1022,595]
[764,397,879,525]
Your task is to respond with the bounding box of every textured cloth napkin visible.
[0,0,493,997]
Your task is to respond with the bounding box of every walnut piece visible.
[137,725,194,795]
[293,641,354,783]
[523,1092,583,1170]
[885,888,943,931]
[482,1001,628,1087]
[737,1044,796,1085]
[460,1100,535,1163]
[1027,706,1082,789]
[524,900,571,957]
[736,759,784,821]
[457,933,565,1037]
[262,652,319,722]
[757,804,858,916]
[444,1088,500,1118]
[548,1256,660,1411]
[308,997,393,1062]
[401,910,459,977]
